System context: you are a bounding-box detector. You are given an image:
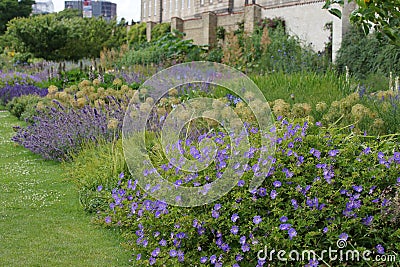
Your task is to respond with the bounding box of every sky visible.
[52,0,141,22]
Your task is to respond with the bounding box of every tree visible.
[323,0,400,45]
[0,0,34,34]
[4,13,127,60]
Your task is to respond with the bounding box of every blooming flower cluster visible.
[95,115,399,266]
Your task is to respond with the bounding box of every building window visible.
[188,0,190,8]
[149,0,151,16]
[175,0,178,11]
[170,0,172,14]
[200,0,204,5]
[144,2,146,18]
[181,0,184,9]
[154,0,157,15]
[210,0,212,4]
[163,0,166,14]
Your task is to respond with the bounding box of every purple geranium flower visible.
[253,215,262,224]
[231,225,239,235]
[273,180,282,187]
[339,232,348,241]
[200,256,207,263]
[270,190,277,199]
[352,185,363,192]
[231,213,239,222]
[376,244,385,254]
[288,228,297,240]
[279,224,292,230]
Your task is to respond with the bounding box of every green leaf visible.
[329,8,342,18]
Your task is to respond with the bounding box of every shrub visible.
[221,21,330,74]
[12,99,125,161]
[128,22,147,48]
[336,26,400,80]
[0,71,42,87]
[5,94,48,122]
[64,139,129,213]
[0,84,47,105]
[94,119,399,266]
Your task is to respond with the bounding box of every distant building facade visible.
[32,0,54,15]
[141,0,356,61]
[65,0,117,21]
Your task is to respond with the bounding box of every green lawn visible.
[0,111,132,266]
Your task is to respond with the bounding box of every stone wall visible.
[146,0,355,61]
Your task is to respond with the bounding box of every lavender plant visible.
[12,99,125,161]
[0,84,47,105]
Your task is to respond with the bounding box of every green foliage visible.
[251,71,352,107]
[323,0,400,45]
[64,139,129,213]
[127,23,147,48]
[206,47,224,63]
[151,23,171,41]
[118,31,206,66]
[221,19,330,74]
[6,94,47,122]
[336,26,400,79]
[93,120,399,266]
[4,13,127,61]
[0,0,34,34]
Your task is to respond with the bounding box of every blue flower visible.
[241,243,250,252]
[273,180,282,187]
[231,225,239,235]
[105,216,111,224]
[210,255,217,264]
[328,149,339,157]
[169,249,177,257]
[149,256,156,265]
[279,224,291,230]
[159,239,167,246]
[238,180,245,187]
[214,203,221,210]
[352,185,363,192]
[151,247,160,257]
[280,216,288,222]
[270,190,277,199]
[376,244,385,254]
[305,258,319,267]
[212,210,220,219]
[97,185,103,191]
[253,215,262,224]
[177,232,186,239]
[239,236,246,245]
[231,213,239,222]
[200,256,207,263]
[288,228,297,240]
[258,187,267,197]
[362,215,374,226]
[291,199,298,210]
[339,232,348,241]
[323,227,328,233]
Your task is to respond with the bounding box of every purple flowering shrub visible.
[12,100,125,161]
[93,119,399,266]
[0,84,47,105]
[0,71,43,88]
